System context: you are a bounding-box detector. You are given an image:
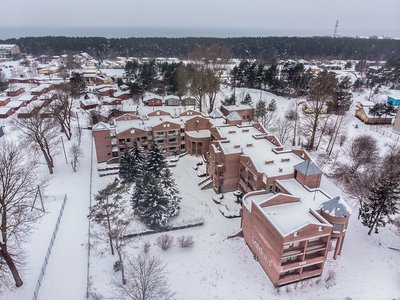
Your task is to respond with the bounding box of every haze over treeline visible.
[2,36,400,61]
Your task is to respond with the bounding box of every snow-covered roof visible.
[226,111,242,121]
[320,196,352,218]
[80,98,100,106]
[185,130,211,139]
[388,90,400,100]
[93,122,111,131]
[0,44,17,49]
[260,198,331,237]
[5,101,23,109]
[215,125,303,177]
[0,107,13,114]
[222,104,253,111]
[294,159,322,176]
[276,178,331,210]
[209,108,223,118]
[164,95,180,100]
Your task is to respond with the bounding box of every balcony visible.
[306,240,327,252]
[304,252,325,262]
[278,265,322,286]
[282,246,304,258]
[281,258,303,271]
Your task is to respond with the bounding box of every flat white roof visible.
[216,125,303,177]
[261,200,329,237]
[276,178,330,211]
[185,130,210,139]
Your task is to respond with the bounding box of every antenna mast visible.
[333,20,339,38]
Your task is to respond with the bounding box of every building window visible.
[126,138,131,143]
[275,186,281,193]
[269,185,274,192]
[333,224,342,232]
[180,128,184,133]
[180,144,185,149]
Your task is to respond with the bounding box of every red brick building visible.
[204,122,351,286]
[220,104,255,121]
[92,110,224,163]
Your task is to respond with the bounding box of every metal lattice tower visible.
[333,20,339,38]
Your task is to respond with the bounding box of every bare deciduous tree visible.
[255,100,276,130]
[305,70,337,150]
[272,117,293,145]
[49,84,76,140]
[0,141,44,287]
[112,217,134,285]
[13,116,59,174]
[204,67,220,113]
[70,143,83,172]
[0,71,9,92]
[346,134,380,172]
[113,251,174,300]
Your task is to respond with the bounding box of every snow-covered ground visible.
[89,155,400,300]
[1,58,399,299]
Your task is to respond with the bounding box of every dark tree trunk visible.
[0,244,23,287]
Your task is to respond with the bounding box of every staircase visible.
[198,176,213,190]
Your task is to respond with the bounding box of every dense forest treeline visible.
[2,36,400,61]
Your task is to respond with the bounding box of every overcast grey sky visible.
[1,0,399,38]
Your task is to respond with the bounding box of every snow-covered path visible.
[37,130,93,300]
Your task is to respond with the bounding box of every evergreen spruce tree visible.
[130,142,145,180]
[132,171,170,229]
[119,148,133,182]
[146,141,167,177]
[119,142,145,183]
[360,174,400,235]
[255,100,267,123]
[267,99,277,112]
[221,94,236,106]
[240,93,252,105]
[160,168,181,218]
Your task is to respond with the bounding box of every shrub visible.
[113,260,122,272]
[177,235,194,248]
[143,241,151,253]
[393,217,400,234]
[156,234,174,250]
[324,270,336,288]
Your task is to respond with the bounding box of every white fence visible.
[86,136,94,299]
[32,194,68,300]
[369,126,400,142]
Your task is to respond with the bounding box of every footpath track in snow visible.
[36,131,93,300]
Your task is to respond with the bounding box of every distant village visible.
[0,42,399,299]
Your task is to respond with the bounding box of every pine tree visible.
[90,178,128,255]
[267,99,277,112]
[119,142,145,183]
[132,172,170,229]
[160,168,181,218]
[255,100,267,124]
[146,141,167,177]
[222,94,236,106]
[360,174,400,235]
[240,93,252,105]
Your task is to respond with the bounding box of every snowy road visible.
[37,131,92,300]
